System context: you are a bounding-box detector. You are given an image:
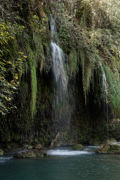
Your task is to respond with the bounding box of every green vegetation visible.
[0,0,50,117]
[55,0,120,114]
[0,0,52,144]
[0,20,27,115]
[0,0,120,145]
[72,144,84,150]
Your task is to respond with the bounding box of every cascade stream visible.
[99,61,109,139]
[50,15,70,133]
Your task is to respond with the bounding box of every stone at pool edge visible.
[0,149,4,156]
[72,144,84,150]
[23,144,42,150]
[14,149,47,159]
[34,144,42,150]
[96,142,120,154]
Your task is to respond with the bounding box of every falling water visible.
[50,15,70,132]
[102,70,108,101]
[99,61,109,139]
[51,42,68,91]
[99,61,108,101]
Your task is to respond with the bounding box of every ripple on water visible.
[0,157,13,163]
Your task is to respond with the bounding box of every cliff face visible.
[0,0,120,146]
[0,0,52,144]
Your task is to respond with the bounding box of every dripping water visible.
[50,15,70,133]
[99,62,109,139]
[103,70,109,139]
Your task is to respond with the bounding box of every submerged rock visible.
[0,149,4,156]
[72,144,84,150]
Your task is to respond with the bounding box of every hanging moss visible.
[30,65,37,118]
[26,44,37,118]
[69,49,78,76]
[104,66,120,115]
[51,0,120,115]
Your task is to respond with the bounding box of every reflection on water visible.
[0,151,120,180]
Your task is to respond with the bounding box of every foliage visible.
[0,0,51,117]
[104,66,120,114]
[75,0,120,113]
[69,49,79,76]
[0,0,53,144]
[0,20,27,115]
[53,0,120,114]
[26,13,50,118]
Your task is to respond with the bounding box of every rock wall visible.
[0,0,120,147]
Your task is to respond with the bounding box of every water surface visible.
[0,150,120,180]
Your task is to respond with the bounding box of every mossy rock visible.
[97,144,110,153]
[0,149,4,156]
[35,151,45,158]
[34,144,42,150]
[24,144,33,150]
[14,151,36,159]
[109,144,120,153]
[72,144,84,150]
[14,149,47,159]
[97,143,120,154]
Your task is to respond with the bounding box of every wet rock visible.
[97,144,110,153]
[14,150,36,159]
[24,144,33,150]
[0,149,4,156]
[14,149,47,159]
[35,151,45,158]
[97,142,120,154]
[34,144,42,150]
[72,144,84,150]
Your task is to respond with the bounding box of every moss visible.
[0,149,4,156]
[72,144,84,150]
[58,23,72,54]
[53,0,120,115]
[104,66,120,115]
[0,0,120,146]
[97,143,120,154]
[69,49,78,76]
[30,65,37,118]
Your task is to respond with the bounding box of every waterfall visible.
[102,68,109,138]
[50,15,70,133]
[102,70,108,104]
[99,61,109,139]
[51,42,68,91]
[99,62,108,101]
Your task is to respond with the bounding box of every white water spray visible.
[51,42,68,91]
[47,146,98,156]
[99,61,108,101]
[47,149,94,156]
[99,61,109,138]
[50,15,70,132]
